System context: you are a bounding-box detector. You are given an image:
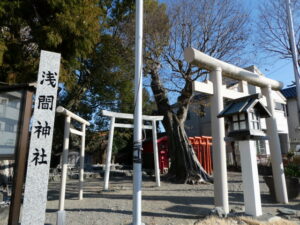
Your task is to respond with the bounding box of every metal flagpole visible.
[133,0,144,224]
[286,0,300,115]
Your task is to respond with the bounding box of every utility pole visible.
[286,0,300,116]
[133,0,144,225]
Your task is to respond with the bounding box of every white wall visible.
[286,98,300,150]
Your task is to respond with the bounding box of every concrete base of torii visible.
[56,210,66,225]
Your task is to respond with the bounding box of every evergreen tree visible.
[0,0,102,84]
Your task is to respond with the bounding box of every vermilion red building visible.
[142,136,169,173]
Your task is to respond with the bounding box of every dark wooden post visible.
[8,89,33,225]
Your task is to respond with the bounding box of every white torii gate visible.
[56,106,90,225]
[101,110,164,189]
[184,47,289,213]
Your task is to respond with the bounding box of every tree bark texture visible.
[150,67,212,183]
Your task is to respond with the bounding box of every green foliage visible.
[55,0,156,158]
[0,0,159,161]
[82,130,106,153]
[100,0,134,27]
[0,0,102,83]
[286,150,295,159]
[118,0,169,69]
[285,163,300,178]
[143,0,169,62]
[112,130,131,154]
[87,34,135,113]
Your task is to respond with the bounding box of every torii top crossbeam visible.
[184,47,283,90]
[102,110,164,121]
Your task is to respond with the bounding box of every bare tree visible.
[257,0,300,61]
[121,0,250,183]
[147,0,251,183]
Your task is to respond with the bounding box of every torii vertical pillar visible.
[104,117,115,191]
[79,123,86,200]
[210,67,229,213]
[152,120,161,187]
[262,85,288,203]
[57,116,71,225]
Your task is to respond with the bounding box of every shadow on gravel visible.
[262,201,300,210]
[46,207,205,219]
[229,191,300,212]
[47,189,103,201]
[227,180,242,184]
[146,188,213,192]
[166,205,211,216]
[228,192,244,205]
[97,193,215,206]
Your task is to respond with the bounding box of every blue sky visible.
[245,0,295,88]
[158,0,296,88]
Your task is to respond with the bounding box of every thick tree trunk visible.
[149,67,212,183]
[163,113,212,183]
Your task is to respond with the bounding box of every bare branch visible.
[257,0,300,59]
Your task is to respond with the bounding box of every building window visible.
[249,110,260,130]
[275,102,283,110]
[256,140,266,155]
[232,113,247,131]
[8,99,18,108]
[5,123,14,132]
[275,102,287,116]
[0,98,7,115]
[0,99,7,105]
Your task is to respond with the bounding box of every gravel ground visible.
[41,172,300,225]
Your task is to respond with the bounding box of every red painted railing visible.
[189,136,213,175]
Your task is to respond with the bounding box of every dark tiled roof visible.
[222,100,253,115]
[218,93,271,118]
[281,86,297,99]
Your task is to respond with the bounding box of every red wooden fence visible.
[143,136,213,174]
[189,136,213,175]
